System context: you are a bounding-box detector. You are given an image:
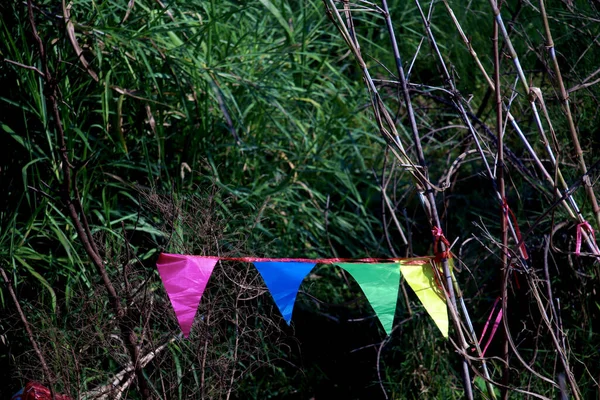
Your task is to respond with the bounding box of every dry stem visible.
[26,1,152,397]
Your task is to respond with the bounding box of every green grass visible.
[1,0,600,398]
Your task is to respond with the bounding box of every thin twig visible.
[1,267,55,396]
[539,0,600,229]
[493,7,510,398]
[442,0,599,256]
[26,1,152,397]
[379,0,473,395]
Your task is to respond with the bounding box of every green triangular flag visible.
[336,263,401,335]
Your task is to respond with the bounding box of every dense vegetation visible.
[1,0,599,398]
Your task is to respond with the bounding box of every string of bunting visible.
[156,253,449,338]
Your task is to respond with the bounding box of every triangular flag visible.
[157,253,218,337]
[335,263,401,335]
[252,261,316,324]
[399,260,449,338]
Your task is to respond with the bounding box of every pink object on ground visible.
[11,382,71,400]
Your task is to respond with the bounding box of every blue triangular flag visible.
[253,261,316,324]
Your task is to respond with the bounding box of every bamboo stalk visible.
[442,2,585,396]
[441,0,599,257]
[538,0,600,230]
[412,1,585,396]
[324,1,474,397]
[375,0,474,395]
[413,0,528,263]
[410,0,501,396]
[487,0,599,255]
[493,11,510,398]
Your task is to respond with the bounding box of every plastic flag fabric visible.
[155,254,449,339]
[399,260,448,338]
[157,253,218,337]
[335,263,401,335]
[11,382,72,400]
[252,261,316,324]
[478,297,503,357]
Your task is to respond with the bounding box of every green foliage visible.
[1,0,600,398]
[0,0,395,397]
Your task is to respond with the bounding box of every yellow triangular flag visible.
[399,260,449,338]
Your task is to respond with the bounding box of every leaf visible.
[258,0,294,44]
[474,376,500,399]
[14,255,57,312]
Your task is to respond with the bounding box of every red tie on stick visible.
[432,226,452,262]
[501,198,528,260]
[476,297,503,357]
[575,220,595,256]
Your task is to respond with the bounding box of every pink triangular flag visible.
[157,253,218,337]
